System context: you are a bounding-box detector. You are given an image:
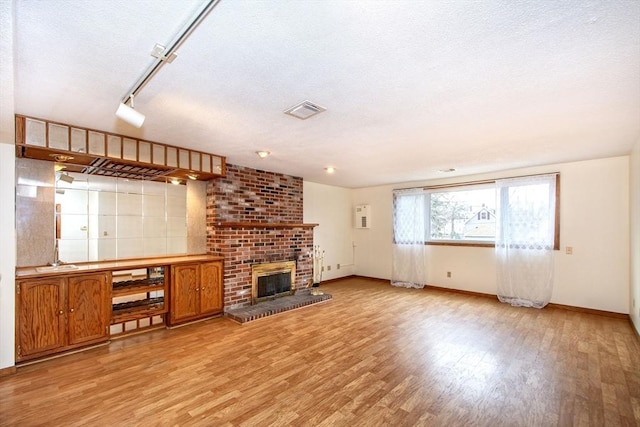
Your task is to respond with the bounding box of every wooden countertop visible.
[16,254,224,279]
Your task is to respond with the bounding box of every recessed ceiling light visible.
[256,151,271,158]
[438,168,456,173]
[187,173,198,180]
[324,166,336,174]
[284,100,326,120]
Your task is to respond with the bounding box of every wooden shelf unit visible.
[15,115,226,181]
[111,298,166,323]
[110,267,168,336]
[112,276,165,297]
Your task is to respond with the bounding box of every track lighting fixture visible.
[114,0,221,128]
[115,94,145,128]
[58,173,75,184]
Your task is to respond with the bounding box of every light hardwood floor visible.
[1,277,639,426]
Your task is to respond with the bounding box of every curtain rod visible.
[394,172,559,192]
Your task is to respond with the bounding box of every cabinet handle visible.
[58,310,64,315]
[202,287,205,291]
[195,288,200,291]
[69,308,75,313]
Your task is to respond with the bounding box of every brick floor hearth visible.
[225,289,332,324]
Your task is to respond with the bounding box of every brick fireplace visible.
[206,165,315,310]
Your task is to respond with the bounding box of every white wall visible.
[630,139,640,333]
[0,0,16,370]
[303,181,354,281]
[352,156,630,314]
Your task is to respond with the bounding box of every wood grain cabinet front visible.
[169,261,223,326]
[16,273,110,362]
[199,261,224,316]
[16,278,66,360]
[67,274,111,346]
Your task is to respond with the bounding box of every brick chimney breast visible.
[207,164,314,310]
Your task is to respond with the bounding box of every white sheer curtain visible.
[391,188,428,289]
[495,174,557,308]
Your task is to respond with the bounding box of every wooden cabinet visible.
[16,255,223,362]
[170,261,223,325]
[16,273,110,362]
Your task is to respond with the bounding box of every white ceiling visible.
[10,0,640,188]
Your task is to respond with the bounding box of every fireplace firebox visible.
[251,261,296,304]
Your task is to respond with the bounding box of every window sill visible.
[425,241,560,250]
[426,241,494,248]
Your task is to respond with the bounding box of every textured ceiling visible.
[10,0,640,188]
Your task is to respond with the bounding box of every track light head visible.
[115,94,145,128]
[58,173,74,184]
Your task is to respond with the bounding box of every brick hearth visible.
[225,289,332,324]
[207,165,316,310]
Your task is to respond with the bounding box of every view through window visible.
[429,184,496,242]
[393,176,559,247]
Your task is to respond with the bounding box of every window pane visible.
[393,192,426,244]
[429,187,495,241]
[499,182,552,244]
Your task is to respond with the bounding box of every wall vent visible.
[355,204,371,229]
[284,100,326,120]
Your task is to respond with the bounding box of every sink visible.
[36,264,79,273]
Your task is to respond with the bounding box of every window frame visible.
[397,174,561,250]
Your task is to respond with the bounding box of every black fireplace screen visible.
[257,272,292,298]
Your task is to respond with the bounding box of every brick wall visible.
[207,165,314,310]
[210,164,303,223]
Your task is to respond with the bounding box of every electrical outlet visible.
[322,266,325,271]
[566,246,573,255]
[447,271,451,278]
[337,264,341,270]
[327,265,331,271]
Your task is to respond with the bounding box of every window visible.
[393,174,560,248]
[428,184,496,242]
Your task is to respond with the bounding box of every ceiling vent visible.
[284,100,326,120]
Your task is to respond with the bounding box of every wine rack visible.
[110,267,167,336]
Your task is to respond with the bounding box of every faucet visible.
[50,239,65,267]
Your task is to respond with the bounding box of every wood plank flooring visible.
[1,277,639,426]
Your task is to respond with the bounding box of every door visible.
[17,278,66,359]
[171,264,199,322]
[200,262,223,315]
[67,273,110,346]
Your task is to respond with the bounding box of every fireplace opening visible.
[252,261,296,304]
[257,272,291,298]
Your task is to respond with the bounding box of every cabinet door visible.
[171,264,199,322]
[17,279,66,359]
[200,262,223,315]
[67,273,110,346]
